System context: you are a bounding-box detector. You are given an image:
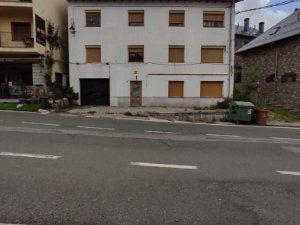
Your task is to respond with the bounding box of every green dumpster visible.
[229,101,254,123]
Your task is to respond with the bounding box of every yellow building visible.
[0,0,68,98]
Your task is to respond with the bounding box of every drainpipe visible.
[274,47,278,94]
[227,1,234,98]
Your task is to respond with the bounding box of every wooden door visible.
[130,81,142,106]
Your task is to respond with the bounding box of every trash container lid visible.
[231,101,255,107]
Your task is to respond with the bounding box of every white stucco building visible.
[68,0,240,107]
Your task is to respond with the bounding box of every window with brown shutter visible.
[128,45,144,62]
[168,81,184,98]
[200,81,223,98]
[128,10,144,26]
[11,22,31,41]
[86,45,101,63]
[86,11,101,27]
[201,46,225,63]
[203,11,224,28]
[169,45,184,63]
[169,10,185,27]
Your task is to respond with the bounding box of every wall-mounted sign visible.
[35,15,46,46]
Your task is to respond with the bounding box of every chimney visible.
[244,18,249,32]
[259,22,265,34]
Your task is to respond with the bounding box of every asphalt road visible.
[0,111,299,225]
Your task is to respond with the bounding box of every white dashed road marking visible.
[0,152,61,160]
[277,171,300,176]
[144,130,179,135]
[131,162,198,170]
[22,121,60,127]
[77,125,115,131]
[85,115,99,118]
[272,137,300,141]
[0,223,26,225]
[206,134,241,138]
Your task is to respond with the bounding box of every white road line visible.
[0,223,26,225]
[85,115,98,118]
[271,137,300,141]
[130,162,198,170]
[0,152,61,160]
[277,171,300,176]
[144,130,179,135]
[77,125,115,131]
[22,121,60,127]
[206,134,241,138]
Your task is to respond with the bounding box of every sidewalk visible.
[67,106,229,122]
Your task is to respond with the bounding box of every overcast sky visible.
[235,0,300,30]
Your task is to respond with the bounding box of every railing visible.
[0,32,34,48]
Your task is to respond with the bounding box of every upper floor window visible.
[11,22,31,41]
[203,11,224,28]
[169,45,184,63]
[86,10,101,27]
[169,10,185,27]
[128,45,144,62]
[86,45,101,63]
[201,46,225,63]
[128,10,144,26]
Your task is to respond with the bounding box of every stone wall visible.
[236,35,300,112]
[32,63,45,86]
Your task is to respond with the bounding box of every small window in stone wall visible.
[281,72,297,83]
[234,66,242,83]
[265,74,275,82]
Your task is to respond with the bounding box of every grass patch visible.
[0,102,41,112]
[268,107,300,123]
[0,103,18,110]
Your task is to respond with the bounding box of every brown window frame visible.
[168,81,184,98]
[11,22,31,41]
[128,10,144,26]
[128,45,144,63]
[86,10,101,27]
[201,46,225,63]
[200,81,223,98]
[203,11,225,28]
[169,10,185,27]
[86,45,101,63]
[169,45,185,63]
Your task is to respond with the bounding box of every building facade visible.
[236,9,300,113]
[0,0,68,99]
[68,0,239,107]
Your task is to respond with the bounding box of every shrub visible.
[217,98,232,109]
[61,87,78,106]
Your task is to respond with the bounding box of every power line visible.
[236,0,300,15]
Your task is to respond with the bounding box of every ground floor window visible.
[0,63,33,86]
[200,81,223,98]
[168,81,184,98]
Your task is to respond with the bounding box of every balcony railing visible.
[0,32,34,48]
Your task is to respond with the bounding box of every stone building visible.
[234,18,262,84]
[236,9,300,113]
